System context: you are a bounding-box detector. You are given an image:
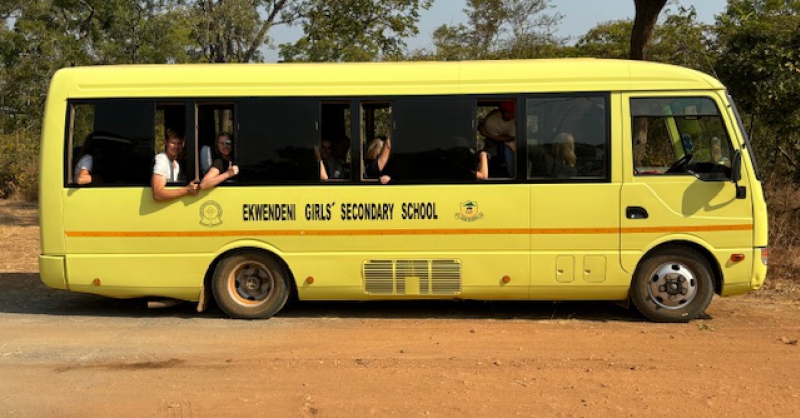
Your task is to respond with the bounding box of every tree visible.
[279,0,432,62]
[629,0,666,166]
[0,1,190,131]
[189,0,303,63]
[714,0,800,177]
[425,0,563,61]
[575,20,633,59]
[576,6,711,71]
[630,0,667,60]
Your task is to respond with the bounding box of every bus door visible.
[524,94,624,299]
[620,94,754,292]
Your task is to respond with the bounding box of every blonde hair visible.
[554,133,576,166]
[366,136,386,160]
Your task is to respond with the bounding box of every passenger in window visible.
[318,138,346,180]
[74,133,95,185]
[453,136,490,180]
[200,132,239,190]
[551,133,577,177]
[476,149,490,180]
[364,135,391,184]
[151,129,199,201]
[478,101,516,177]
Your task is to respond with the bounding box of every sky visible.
[263,0,728,62]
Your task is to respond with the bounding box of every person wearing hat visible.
[478,101,516,177]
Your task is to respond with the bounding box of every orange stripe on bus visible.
[65,224,753,238]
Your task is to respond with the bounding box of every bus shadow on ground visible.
[0,201,38,227]
[0,273,643,322]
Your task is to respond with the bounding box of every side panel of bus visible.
[60,185,532,301]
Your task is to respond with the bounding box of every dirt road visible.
[1,201,798,418]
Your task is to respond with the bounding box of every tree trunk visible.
[630,0,667,61]
[630,0,666,166]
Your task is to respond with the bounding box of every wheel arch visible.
[636,240,722,296]
[202,242,299,306]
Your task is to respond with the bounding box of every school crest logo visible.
[199,200,223,227]
[455,200,483,222]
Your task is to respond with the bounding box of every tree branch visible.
[243,0,291,62]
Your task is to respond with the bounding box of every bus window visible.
[526,95,608,180]
[361,102,392,182]
[477,99,516,179]
[320,102,351,181]
[155,103,188,184]
[631,97,733,178]
[67,101,160,186]
[197,103,235,179]
[237,99,319,184]
[390,97,475,181]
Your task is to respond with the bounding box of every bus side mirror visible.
[731,150,742,183]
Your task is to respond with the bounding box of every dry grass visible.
[0,200,39,273]
[748,176,800,300]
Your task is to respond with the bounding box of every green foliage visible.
[575,6,713,72]
[0,132,39,201]
[0,0,192,132]
[575,20,633,59]
[425,0,565,60]
[714,0,800,178]
[188,0,303,63]
[279,0,432,62]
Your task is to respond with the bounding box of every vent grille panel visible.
[363,259,462,295]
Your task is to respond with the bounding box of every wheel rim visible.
[227,260,275,306]
[646,262,698,310]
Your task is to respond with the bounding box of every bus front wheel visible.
[631,247,714,323]
[212,251,289,319]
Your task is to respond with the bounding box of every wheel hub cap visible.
[648,263,698,309]
[232,263,274,302]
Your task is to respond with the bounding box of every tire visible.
[631,246,714,323]
[212,251,290,319]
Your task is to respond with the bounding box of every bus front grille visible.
[363,259,462,295]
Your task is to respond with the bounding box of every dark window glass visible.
[525,96,608,180]
[391,97,475,181]
[68,100,157,186]
[237,100,319,184]
[320,102,351,181]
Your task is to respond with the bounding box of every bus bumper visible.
[39,255,67,290]
[751,247,769,290]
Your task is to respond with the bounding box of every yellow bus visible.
[39,59,768,322]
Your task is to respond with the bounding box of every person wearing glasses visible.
[200,132,239,190]
[151,129,201,201]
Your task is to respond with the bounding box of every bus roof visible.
[53,58,724,99]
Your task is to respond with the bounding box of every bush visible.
[0,132,39,202]
[758,174,800,299]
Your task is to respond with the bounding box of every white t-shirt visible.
[73,154,93,183]
[483,109,516,137]
[153,152,180,182]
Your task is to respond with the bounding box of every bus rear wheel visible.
[631,247,714,323]
[212,251,289,319]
